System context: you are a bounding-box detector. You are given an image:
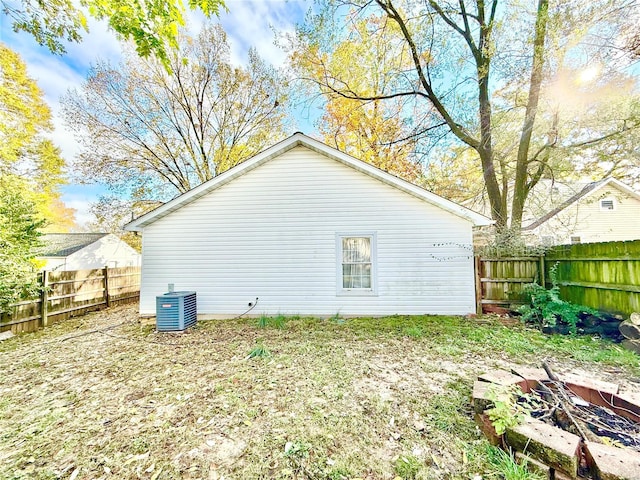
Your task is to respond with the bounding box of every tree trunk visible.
[477,69,505,229]
[511,0,549,231]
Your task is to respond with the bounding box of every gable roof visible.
[124,133,492,231]
[37,233,109,257]
[523,177,640,231]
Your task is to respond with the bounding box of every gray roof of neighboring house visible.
[37,233,109,257]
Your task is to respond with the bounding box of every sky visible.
[0,0,315,227]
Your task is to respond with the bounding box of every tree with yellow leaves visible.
[0,43,75,231]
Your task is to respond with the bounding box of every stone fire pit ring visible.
[473,367,640,480]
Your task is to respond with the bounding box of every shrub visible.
[519,263,600,334]
[485,384,533,435]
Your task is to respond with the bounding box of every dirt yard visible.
[1,305,638,479]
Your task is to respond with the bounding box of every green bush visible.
[518,263,599,334]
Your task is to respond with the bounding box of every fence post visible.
[104,267,110,308]
[539,255,546,288]
[474,256,483,315]
[41,270,49,327]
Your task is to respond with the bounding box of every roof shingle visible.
[37,233,109,257]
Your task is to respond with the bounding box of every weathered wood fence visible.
[0,266,140,334]
[476,240,640,317]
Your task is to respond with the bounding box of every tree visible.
[0,42,75,231]
[0,177,43,312]
[1,0,225,65]
[62,24,289,201]
[293,15,422,182]
[293,0,640,232]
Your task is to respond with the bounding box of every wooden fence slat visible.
[104,267,110,308]
[48,289,107,301]
[47,277,105,285]
[41,270,49,327]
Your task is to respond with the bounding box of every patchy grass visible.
[0,305,638,479]
[485,445,545,480]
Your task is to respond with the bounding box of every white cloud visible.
[219,0,309,67]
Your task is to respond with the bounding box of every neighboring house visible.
[37,233,141,271]
[522,178,640,245]
[125,133,491,317]
[467,178,640,245]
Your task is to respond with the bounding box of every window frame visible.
[599,198,615,211]
[336,232,377,296]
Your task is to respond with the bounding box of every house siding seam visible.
[139,146,476,316]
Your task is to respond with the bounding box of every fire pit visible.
[473,364,640,479]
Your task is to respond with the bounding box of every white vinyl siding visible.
[139,146,476,316]
[532,185,640,244]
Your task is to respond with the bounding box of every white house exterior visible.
[125,134,491,317]
[522,178,640,245]
[38,233,141,271]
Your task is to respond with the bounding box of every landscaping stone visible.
[476,367,640,480]
[630,312,640,326]
[560,373,620,400]
[621,339,640,356]
[505,418,580,478]
[472,380,493,414]
[510,366,547,392]
[608,392,640,423]
[584,441,640,480]
[619,321,640,340]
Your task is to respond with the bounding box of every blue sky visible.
[0,0,316,227]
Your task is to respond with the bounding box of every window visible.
[337,234,376,295]
[570,236,581,244]
[600,199,615,210]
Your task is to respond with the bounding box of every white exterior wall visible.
[532,185,640,244]
[44,235,141,271]
[139,146,476,316]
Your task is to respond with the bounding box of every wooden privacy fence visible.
[475,255,544,313]
[0,266,140,334]
[476,240,640,317]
